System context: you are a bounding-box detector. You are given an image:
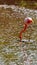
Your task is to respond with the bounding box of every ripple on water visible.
[0,5,37,65]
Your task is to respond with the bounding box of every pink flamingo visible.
[19,17,34,41]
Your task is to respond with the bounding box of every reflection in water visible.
[0,5,37,65]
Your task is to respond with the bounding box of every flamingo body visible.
[24,17,33,25]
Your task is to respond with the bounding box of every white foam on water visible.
[21,39,35,43]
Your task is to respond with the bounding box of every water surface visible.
[0,5,37,65]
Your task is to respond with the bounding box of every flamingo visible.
[19,17,34,41]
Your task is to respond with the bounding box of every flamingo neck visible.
[19,24,27,41]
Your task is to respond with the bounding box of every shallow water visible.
[0,5,37,65]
